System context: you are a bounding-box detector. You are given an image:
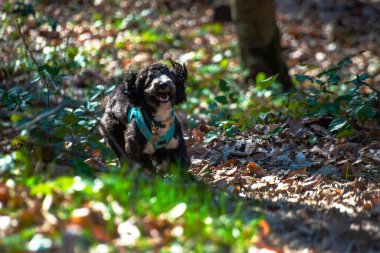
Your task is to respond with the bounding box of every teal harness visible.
[127,107,175,149]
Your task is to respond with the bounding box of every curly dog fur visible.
[100,60,190,171]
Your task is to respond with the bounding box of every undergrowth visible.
[1,1,379,252]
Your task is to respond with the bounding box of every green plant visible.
[291,56,379,137]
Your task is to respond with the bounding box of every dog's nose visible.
[159,82,169,89]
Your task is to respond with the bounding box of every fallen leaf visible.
[0,183,10,203]
[223,159,239,167]
[335,188,343,195]
[258,220,270,236]
[287,168,307,179]
[250,182,268,190]
[247,162,268,177]
[288,117,303,136]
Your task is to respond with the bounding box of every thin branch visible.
[3,101,66,135]
[362,82,380,94]
[15,17,50,105]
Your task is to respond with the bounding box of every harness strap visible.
[127,107,175,149]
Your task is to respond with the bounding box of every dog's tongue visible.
[158,94,170,102]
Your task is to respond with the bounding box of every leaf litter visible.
[189,117,380,252]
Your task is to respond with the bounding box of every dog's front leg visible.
[124,125,155,169]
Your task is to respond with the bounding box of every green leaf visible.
[336,128,355,138]
[208,102,218,110]
[334,95,353,104]
[338,57,352,69]
[269,127,282,135]
[356,105,375,120]
[327,72,340,85]
[358,73,370,82]
[204,131,219,143]
[38,64,60,78]
[199,64,221,74]
[255,72,266,84]
[62,113,78,125]
[67,46,78,59]
[215,95,228,105]
[219,80,229,92]
[328,118,348,132]
[12,3,35,17]
[225,125,237,136]
[350,73,370,86]
[294,74,313,83]
[257,75,277,90]
[54,126,67,138]
[10,114,23,123]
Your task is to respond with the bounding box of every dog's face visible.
[142,66,177,107]
[124,61,188,111]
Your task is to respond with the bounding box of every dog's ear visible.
[170,59,188,104]
[123,71,139,106]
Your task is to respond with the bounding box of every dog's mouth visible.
[157,92,170,103]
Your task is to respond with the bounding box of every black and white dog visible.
[100,60,190,171]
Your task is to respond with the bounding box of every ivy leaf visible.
[358,73,370,82]
[38,64,60,78]
[334,95,353,104]
[255,72,266,83]
[349,73,370,86]
[338,57,352,69]
[257,75,277,90]
[269,126,282,135]
[215,95,228,105]
[356,105,375,120]
[219,80,229,92]
[204,131,219,143]
[327,72,340,85]
[328,118,348,132]
[294,74,313,83]
[62,113,78,125]
[12,3,35,17]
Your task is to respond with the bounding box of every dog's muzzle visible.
[156,82,171,102]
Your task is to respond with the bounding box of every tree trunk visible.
[231,0,293,90]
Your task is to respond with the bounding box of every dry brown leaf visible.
[288,117,303,136]
[247,162,268,177]
[0,183,10,203]
[363,201,373,211]
[301,178,321,189]
[223,159,239,167]
[258,220,270,236]
[243,167,251,176]
[286,168,307,179]
[335,188,343,195]
[251,182,268,190]
[192,129,205,142]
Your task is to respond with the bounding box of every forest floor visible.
[187,0,380,252]
[200,1,380,252]
[2,0,380,252]
[194,1,380,252]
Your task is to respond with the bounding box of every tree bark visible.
[231,0,293,90]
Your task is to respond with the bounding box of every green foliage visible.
[289,56,379,136]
